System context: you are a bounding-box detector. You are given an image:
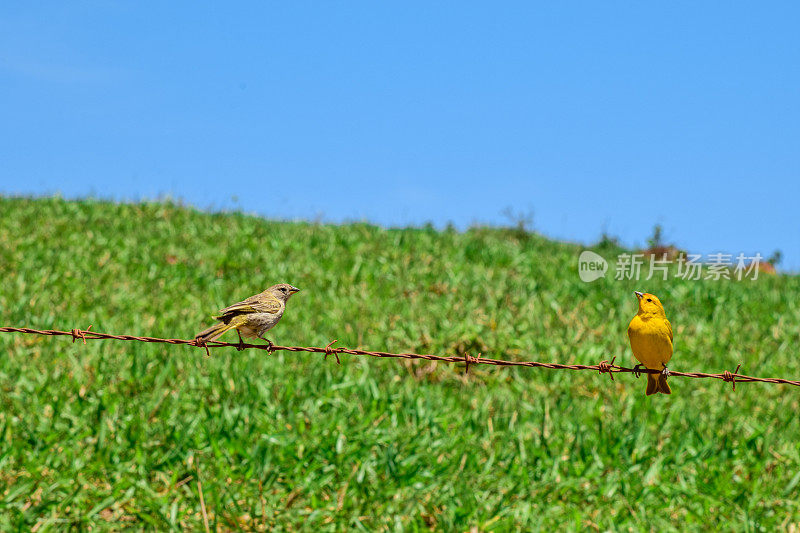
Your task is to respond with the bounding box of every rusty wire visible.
[1,326,798,389]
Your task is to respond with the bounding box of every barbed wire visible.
[1,325,798,390]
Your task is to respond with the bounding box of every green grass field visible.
[1,196,799,531]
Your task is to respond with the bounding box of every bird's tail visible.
[195,321,237,343]
[646,372,672,395]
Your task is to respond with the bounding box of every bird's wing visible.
[217,293,281,316]
[665,319,673,342]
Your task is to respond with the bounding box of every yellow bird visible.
[627,291,673,395]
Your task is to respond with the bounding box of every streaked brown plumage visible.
[195,283,300,349]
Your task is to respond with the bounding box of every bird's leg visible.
[632,363,644,379]
[661,363,670,379]
[257,334,274,351]
[236,330,246,352]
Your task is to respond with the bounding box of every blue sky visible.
[1,3,798,269]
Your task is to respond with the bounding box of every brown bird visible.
[195,283,300,350]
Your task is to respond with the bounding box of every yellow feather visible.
[628,292,674,395]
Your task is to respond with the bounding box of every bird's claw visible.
[661,365,670,378]
[258,336,274,351]
[632,364,644,379]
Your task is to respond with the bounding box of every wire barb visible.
[597,356,616,381]
[722,363,742,391]
[324,339,340,364]
[194,338,211,357]
[464,352,482,374]
[70,325,92,344]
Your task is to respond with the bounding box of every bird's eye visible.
[646,298,652,302]
[281,287,287,292]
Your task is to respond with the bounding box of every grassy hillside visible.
[1,196,799,530]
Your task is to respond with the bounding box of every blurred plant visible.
[597,231,620,250]
[768,249,782,266]
[501,207,534,240]
[647,224,665,249]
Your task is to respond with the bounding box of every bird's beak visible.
[634,291,644,300]
[289,286,300,293]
